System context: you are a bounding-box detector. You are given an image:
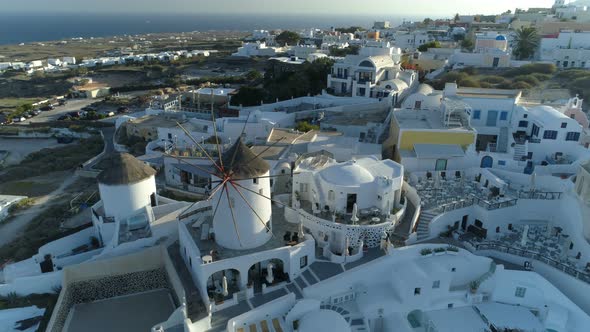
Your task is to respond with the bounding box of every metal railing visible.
[471,242,590,284]
[516,191,562,200]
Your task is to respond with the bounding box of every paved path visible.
[0,174,78,246]
[81,127,115,172]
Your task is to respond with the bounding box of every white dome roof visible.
[319,161,374,185]
[299,310,351,332]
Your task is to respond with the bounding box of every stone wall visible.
[49,268,173,332]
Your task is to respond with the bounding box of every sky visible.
[4,0,555,16]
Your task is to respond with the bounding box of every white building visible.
[227,245,590,332]
[232,42,279,57]
[540,30,590,68]
[474,32,509,52]
[293,156,403,216]
[513,104,584,164]
[393,30,433,51]
[176,139,316,312]
[217,110,295,144]
[327,43,417,99]
[287,154,405,257]
[92,153,159,247]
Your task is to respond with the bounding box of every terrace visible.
[187,205,301,262]
[466,223,590,284]
[413,171,561,214]
[298,199,394,226]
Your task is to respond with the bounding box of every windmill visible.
[163,107,291,250]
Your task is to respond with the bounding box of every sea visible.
[0,13,414,45]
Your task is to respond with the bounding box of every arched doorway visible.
[407,310,423,328]
[206,269,241,304]
[248,258,288,293]
[480,156,493,168]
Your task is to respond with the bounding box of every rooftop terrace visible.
[394,109,473,131]
[187,205,301,261]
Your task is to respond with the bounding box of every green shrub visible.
[510,81,533,90]
[447,246,459,252]
[420,248,433,255]
[458,78,480,88]
[479,75,508,84]
[531,73,552,81]
[479,82,494,88]
[555,69,590,80]
[460,66,478,75]
[503,63,556,77]
[439,71,468,83]
[295,121,319,133]
[433,247,446,253]
[513,75,540,86]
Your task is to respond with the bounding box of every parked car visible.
[58,100,67,106]
[40,105,54,111]
[33,109,42,115]
[117,106,129,114]
[67,111,81,118]
[57,115,71,121]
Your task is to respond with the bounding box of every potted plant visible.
[469,281,479,294]
[434,247,446,255]
[420,248,433,256]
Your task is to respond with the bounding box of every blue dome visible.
[496,35,507,41]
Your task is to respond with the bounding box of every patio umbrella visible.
[332,212,336,223]
[351,203,359,225]
[434,172,441,189]
[521,225,529,247]
[530,173,536,192]
[266,263,274,284]
[222,276,229,297]
[386,200,391,217]
[299,222,305,238]
[344,237,350,256]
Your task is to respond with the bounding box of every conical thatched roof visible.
[97,153,156,185]
[218,138,270,180]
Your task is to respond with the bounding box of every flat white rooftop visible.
[394,109,473,131]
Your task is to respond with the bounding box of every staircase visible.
[319,304,368,331]
[167,243,207,322]
[450,261,497,292]
[416,211,438,241]
[513,142,527,161]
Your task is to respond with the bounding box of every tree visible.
[417,41,441,52]
[335,26,365,34]
[461,38,474,51]
[231,87,266,107]
[295,121,320,132]
[513,27,540,60]
[275,31,300,46]
[329,45,360,57]
[245,70,263,82]
[454,13,460,22]
[423,18,433,25]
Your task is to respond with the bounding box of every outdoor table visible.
[371,217,381,223]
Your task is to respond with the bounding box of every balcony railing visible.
[470,242,590,284]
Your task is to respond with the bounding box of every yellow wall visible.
[399,131,476,150]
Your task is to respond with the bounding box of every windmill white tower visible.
[210,139,272,250]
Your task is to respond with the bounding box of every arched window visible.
[359,60,374,67]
